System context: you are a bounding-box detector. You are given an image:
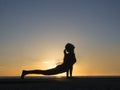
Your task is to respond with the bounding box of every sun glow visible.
[42,61,57,69]
[40,61,65,76]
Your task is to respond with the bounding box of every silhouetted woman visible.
[21,43,76,79]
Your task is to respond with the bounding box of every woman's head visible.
[65,43,75,53]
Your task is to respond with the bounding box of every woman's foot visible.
[21,70,27,79]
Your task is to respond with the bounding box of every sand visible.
[0,76,120,90]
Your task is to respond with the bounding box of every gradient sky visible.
[0,0,120,76]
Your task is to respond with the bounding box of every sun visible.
[41,61,65,76]
[42,61,57,69]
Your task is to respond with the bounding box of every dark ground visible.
[0,76,120,90]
